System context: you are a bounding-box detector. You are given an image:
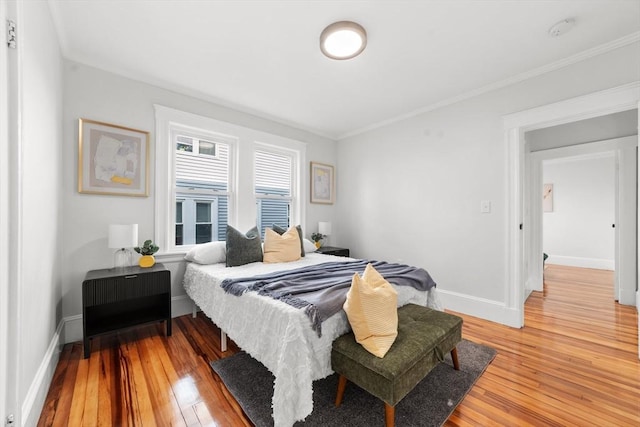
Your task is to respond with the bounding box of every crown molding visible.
[45,1,640,143]
[339,31,640,140]
[63,56,337,141]
[47,0,70,59]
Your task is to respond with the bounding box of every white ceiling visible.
[48,1,640,139]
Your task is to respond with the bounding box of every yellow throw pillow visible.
[263,227,302,263]
[343,263,398,358]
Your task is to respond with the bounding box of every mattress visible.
[183,253,442,426]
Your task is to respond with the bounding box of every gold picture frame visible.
[78,118,150,197]
[310,161,334,204]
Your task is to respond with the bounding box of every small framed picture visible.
[78,118,150,197]
[310,162,334,204]
[543,183,553,212]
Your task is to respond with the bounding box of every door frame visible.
[0,0,10,422]
[503,81,640,330]
[2,0,23,421]
[529,137,637,301]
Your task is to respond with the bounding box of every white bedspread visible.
[183,253,442,427]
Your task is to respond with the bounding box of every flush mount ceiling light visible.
[548,18,575,37]
[320,21,367,60]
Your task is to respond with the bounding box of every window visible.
[176,136,193,153]
[198,140,216,156]
[155,105,305,254]
[176,135,217,157]
[176,201,184,245]
[174,131,229,246]
[195,201,213,243]
[255,149,293,237]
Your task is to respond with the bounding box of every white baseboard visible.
[21,319,64,427]
[524,288,534,301]
[525,275,543,292]
[63,294,195,345]
[546,255,614,270]
[437,289,522,328]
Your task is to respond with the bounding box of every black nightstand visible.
[82,263,171,358]
[316,246,350,257]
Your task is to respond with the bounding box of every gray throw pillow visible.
[226,225,263,267]
[272,224,305,257]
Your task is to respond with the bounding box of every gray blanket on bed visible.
[220,260,436,336]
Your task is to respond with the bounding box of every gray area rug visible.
[210,339,496,427]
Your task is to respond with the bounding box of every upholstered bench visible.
[331,304,463,427]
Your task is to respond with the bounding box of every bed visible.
[183,252,442,426]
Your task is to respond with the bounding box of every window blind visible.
[255,150,292,236]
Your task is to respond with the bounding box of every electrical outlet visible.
[480,200,491,213]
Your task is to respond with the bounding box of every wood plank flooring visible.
[38,264,639,426]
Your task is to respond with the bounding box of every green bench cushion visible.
[332,304,463,406]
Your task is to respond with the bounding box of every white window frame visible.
[155,105,238,254]
[155,105,306,254]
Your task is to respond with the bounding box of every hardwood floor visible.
[446,265,639,427]
[38,264,639,426]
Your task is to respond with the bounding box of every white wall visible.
[543,154,616,269]
[13,1,64,425]
[61,62,337,340]
[337,42,640,322]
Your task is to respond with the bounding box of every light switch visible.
[481,200,491,213]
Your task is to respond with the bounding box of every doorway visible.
[528,136,637,303]
[503,82,640,358]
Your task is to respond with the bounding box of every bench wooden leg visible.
[451,347,460,370]
[335,374,347,406]
[385,402,395,427]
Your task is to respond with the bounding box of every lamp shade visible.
[108,224,138,249]
[319,222,332,236]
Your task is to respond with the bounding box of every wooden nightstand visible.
[316,246,350,257]
[82,263,171,358]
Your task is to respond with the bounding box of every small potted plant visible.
[311,232,326,249]
[134,239,159,268]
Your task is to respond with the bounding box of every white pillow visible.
[184,241,226,264]
[303,238,317,253]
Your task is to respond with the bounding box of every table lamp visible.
[108,224,138,269]
[319,221,332,246]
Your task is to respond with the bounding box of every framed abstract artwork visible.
[78,118,150,197]
[543,183,553,212]
[310,161,334,204]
